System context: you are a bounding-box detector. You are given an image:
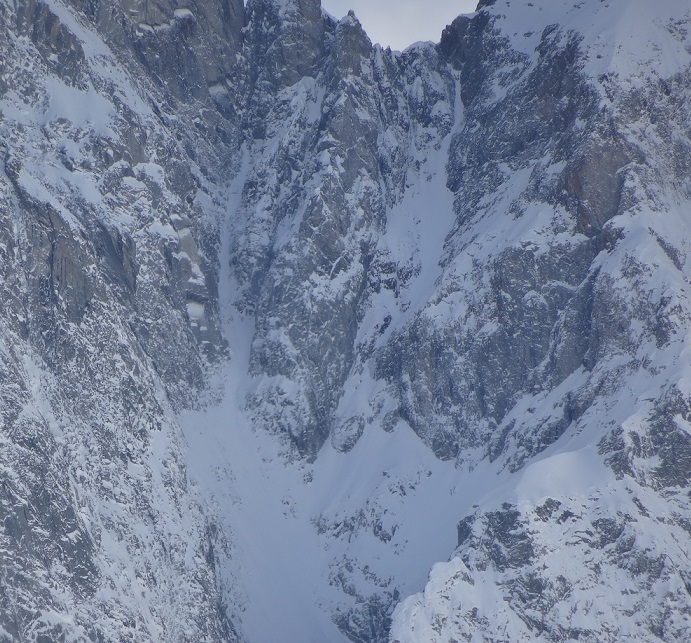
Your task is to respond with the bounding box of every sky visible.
[321,0,478,51]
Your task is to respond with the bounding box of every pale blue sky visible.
[321,0,478,51]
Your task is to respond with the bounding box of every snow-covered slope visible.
[2,0,691,641]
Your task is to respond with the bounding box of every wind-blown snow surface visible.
[3,0,691,641]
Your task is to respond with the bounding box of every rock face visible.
[2,0,691,641]
[0,0,239,638]
[386,1,691,640]
[236,7,459,460]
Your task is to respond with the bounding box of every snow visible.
[179,155,348,642]
[182,358,504,641]
[486,0,691,85]
[177,100,508,639]
[4,0,690,638]
[173,8,194,19]
[42,77,116,134]
[185,302,205,321]
[179,3,691,634]
[515,444,613,505]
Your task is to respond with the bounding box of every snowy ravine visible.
[2,0,691,641]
